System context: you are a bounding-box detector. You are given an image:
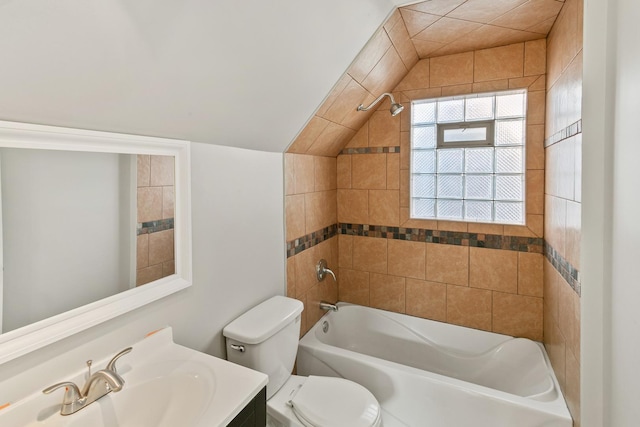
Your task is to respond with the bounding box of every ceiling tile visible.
[321,78,370,127]
[399,8,441,37]
[525,15,558,34]
[361,46,408,96]
[403,0,467,16]
[490,0,564,31]
[412,39,446,58]
[414,17,483,44]
[447,0,529,24]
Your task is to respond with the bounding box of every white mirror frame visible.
[0,120,192,364]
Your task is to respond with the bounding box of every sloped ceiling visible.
[0,0,407,153]
[287,0,564,157]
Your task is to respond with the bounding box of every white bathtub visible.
[297,303,572,427]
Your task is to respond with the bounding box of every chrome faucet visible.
[43,347,132,415]
[319,302,338,312]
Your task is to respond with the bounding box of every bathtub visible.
[297,303,572,427]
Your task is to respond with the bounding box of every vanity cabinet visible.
[227,387,266,427]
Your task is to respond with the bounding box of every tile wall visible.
[285,154,339,335]
[336,40,547,341]
[543,0,583,424]
[136,155,176,286]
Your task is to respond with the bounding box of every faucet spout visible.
[81,369,125,397]
[319,302,338,312]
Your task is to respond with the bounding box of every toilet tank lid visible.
[223,296,304,344]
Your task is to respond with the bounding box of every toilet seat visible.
[289,376,382,427]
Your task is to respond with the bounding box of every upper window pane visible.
[465,96,494,121]
[413,101,436,124]
[495,93,526,118]
[437,99,464,122]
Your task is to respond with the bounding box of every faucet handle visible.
[105,347,132,373]
[316,259,337,282]
[42,381,83,405]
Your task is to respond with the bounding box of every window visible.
[410,90,527,224]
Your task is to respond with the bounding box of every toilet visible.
[223,296,382,427]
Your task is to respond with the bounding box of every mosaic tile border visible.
[544,241,581,296]
[137,218,174,235]
[286,224,338,257]
[544,119,582,147]
[339,223,543,252]
[340,146,400,155]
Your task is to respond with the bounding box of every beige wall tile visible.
[338,234,353,268]
[305,190,337,234]
[305,285,324,328]
[137,264,163,286]
[447,0,530,24]
[287,256,296,298]
[338,268,370,305]
[400,171,409,208]
[467,223,504,235]
[415,17,482,44]
[396,59,429,91]
[527,124,545,170]
[492,292,543,340]
[518,252,543,297]
[307,123,357,157]
[352,236,388,274]
[524,39,546,76]
[543,259,560,322]
[337,155,352,189]
[352,154,387,189]
[385,15,420,70]
[387,153,400,190]
[426,243,469,286]
[369,190,400,226]
[284,153,295,195]
[529,75,546,91]
[429,52,474,87]
[287,116,330,154]
[527,90,546,125]
[441,84,473,96]
[369,110,401,147]
[148,229,174,265]
[566,200,581,270]
[399,8,441,38]
[162,260,175,278]
[388,239,426,279]
[527,214,544,237]
[285,194,306,241]
[406,279,447,321]
[558,276,578,362]
[150,155,174,187]
[137,187,163,223]
[294,245,320,297]
[469,247,518,293]
[370,273,406,313]
[162,186,174,220]
[474,43,524,82]
[402,0,466,16]
[565,347,581,426]
[361,47,408,97]
[544,314,566,387]
[293,154,315,194]
[322,79,370,128]
[447,285,492,331]
[137,155,150,187]
[348,29,393,84]
[314,157,337,191]
[509,76,539,89]
[137,234,149,269]
[347,125,369,148]
[437,220,468,232]
[472,79,509,93]
[337,189,369,224]
[527,169,544,215]
[400,132,410,170]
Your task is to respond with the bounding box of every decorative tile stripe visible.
[544,242,581,296]
[286,224,338,257]
[137,218,174,235]
[544,119,582,147]
[340,146,400,155]
[338,223,543,253]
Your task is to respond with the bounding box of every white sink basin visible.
[0,328,267,427]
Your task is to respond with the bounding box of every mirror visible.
[0,120,192,364]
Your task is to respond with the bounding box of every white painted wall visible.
[582,0,640,425]
[0,0,398,153]
[0,142,285,404]
[1,149,132,333]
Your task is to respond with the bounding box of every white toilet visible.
[223,296,382,427]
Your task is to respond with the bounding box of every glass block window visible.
[410,90,527,224]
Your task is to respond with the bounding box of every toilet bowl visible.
[223,296,382,427]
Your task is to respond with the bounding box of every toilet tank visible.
[223,296,304,399]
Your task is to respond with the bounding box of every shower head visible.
[357,92,404,116]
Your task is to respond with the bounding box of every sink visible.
[0,328,267,427]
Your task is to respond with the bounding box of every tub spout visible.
[316,259,336,282]
[319,302,338,312]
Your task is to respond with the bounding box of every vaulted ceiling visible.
[287,0,564,157]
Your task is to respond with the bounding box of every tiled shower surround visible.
[286,1,582,425]
[136,155,176,286]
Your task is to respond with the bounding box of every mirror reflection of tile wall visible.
[136,155,175,286]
